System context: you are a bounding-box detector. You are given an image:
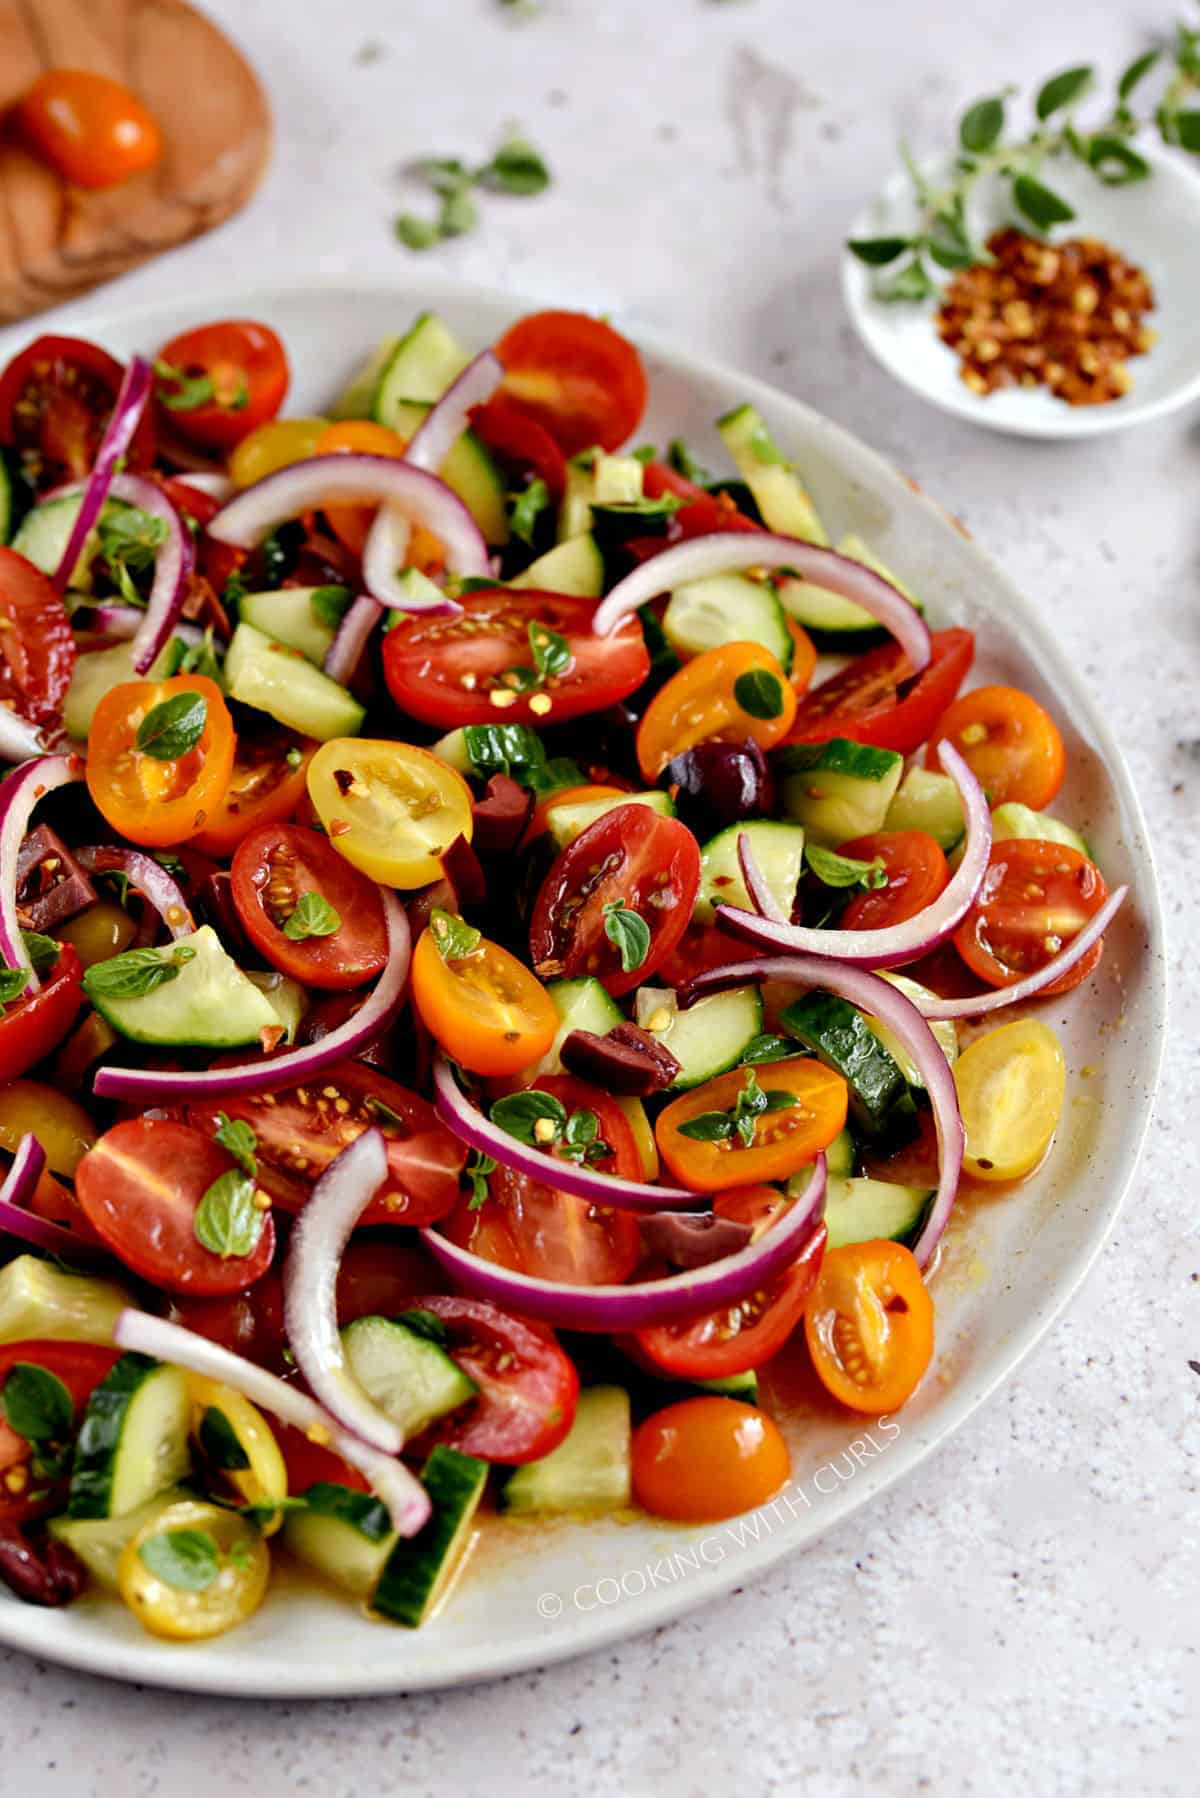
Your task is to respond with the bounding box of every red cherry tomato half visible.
[787,627,975,756]
[469,395,567,500]
[409,1294,579,1464]
[0,944,83,1084]
[154,321,290,451]
[494,310,647,456]
[529,803,701,998]
[167,1270,288,1374]
[275,1420,370,1496]
[0,1341,121,1525]
[0,334,156,491]
[335,1235,447,1325]
[953,838,1110,996]
[0,548,76,728]
[838,830,950,931]
[230,823,388,990]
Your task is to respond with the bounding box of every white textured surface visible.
[0,1,1195,1792]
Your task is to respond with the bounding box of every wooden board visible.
[0,0,270,324]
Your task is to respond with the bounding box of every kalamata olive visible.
[560,1022,681,1094]
[640,1211,754,1269]
[472,775,534,858]
[663,738,774,837]
[15,824,96,933]
[0,1530,86,1607]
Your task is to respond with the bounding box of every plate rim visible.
[0,274,1169,1697]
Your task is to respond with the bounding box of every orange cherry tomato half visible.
[411,923,558,1077]
[953,838,1109,996]
[636,642,797,782]
[631,1397,791,1522]
[838,830,950,931]
[656,1058,848,1192]
[189,725,314,856]
[154,321,290,452]
[805,1240,933,1414]
[784,615,817,692]
[85,674,235,849]
[17,70,162,191]
[494,310,647,456]
[925,683,1065,810]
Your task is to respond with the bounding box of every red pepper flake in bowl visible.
[936,227,1156,406]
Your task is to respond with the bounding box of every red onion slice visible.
[0,710,45,766]
[84,605,207,648]
[727,743,990,967]
[75,846,195,939]
[0,753,84,989]
[432,1054,704,1211]
[592,532,931,671]
[910,883,1128,1019]
[738,829,790,924]
[681,955,964,1269]
[171,471,235,503]
[113,1309,430,1537]
[283,1129,404,1454]
[57,473,193,675]
[0,1133,111,1270]
[51,355,153,595]
[93,887,410,1104]
[403,350,503,473]
[421,1154,826,1329]
[322,594,383,685]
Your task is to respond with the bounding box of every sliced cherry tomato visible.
[411,1294,579,1463]
[190,725,314,856]
[0,1078,94,1175]
[0,1341,121,1524]
[469,395,567,500]
[631,1396,790,1522]
[85,673,236,848]
[275,1420,370,1496]
[335,1235,446,1324]
[17,71,161,190]
[784,616,818,692]
[656,1058,848,1192]
[229,417,328,488]
[382,588,649,731]
[494,311,646,456]
[75,1119,276,1295]
[312,419,410,556]
[0,549,76,727]
[167,1272,288,1373]
[529,804,701,998]
[655,921,765,990]
[26,1170,105,1248]
[305,739,475,889]
[953,839,1109,996]
[185,1062,466,1227]
[635,1211,826,1378]
[838,830,950,930]
[925,683,1066,810]
[154,322,289,451]
[623,464,762,564]
[411,923,558,1076]
[230,822,387,990]
[787,627,975,755]
[0,335,155,491]
[804,1239,934,1413]
[636,642,797,780]
[0,944,83,1083]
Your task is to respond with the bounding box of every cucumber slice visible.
[283,1486,396,1601]
[696,819,805,927]
[774,737,904,845]
[372,313,471,411]
[634,983,763,1089]
[526,977,624,1081]
[662,573,793,669]
[825,1124,857,1179]
[545,789,674,853]
[777,533,921,640]
[49,1486,191,1591]
[329,336,402,421]
[989,802,1089,859]
[883,766,965,850]
[558,451,643,540]
[0,449,29,546]
[781,990,914,1137]
[87,925,282,1048]
[341,1314,478,1440]
[499,1386,631,1515]
[510,534,604,598]
[225,622,364,740]
[823,1176,932,1250]
[63,638,177,742]
[238,586,352,666]
[717,403,827,544]
[67,1354,191,1520]
[872,975,958,1087]
[0,1256,131,1346]
[245,969,307,1045]
[378,398,508,546]
[371,1445,488,1627]
[11,493,89,585]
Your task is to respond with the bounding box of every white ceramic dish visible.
[0,279,1167,1695]
[843,141,1200,437]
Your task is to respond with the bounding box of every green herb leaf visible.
[927,240,977,272]
[762,1089,798,1112]
[1035,65,1094,120]
[510,477,550,546]
[282,891,341,941]
[847,236,912,266]
[214,1113,258,1179]
[1011,173,1076,231]
[396,213,440,251]
[465,1150,497,1209]
[21,932,60,977]
[368,1095,408,1130]
[83,942,197,1003]
[154,360,218,412]
[198,1405,251,1471]
[1086,135,1152,184]
[1172,110,1200,152]
[300,1481,392,1542]
[1118,48,1161,101]
[138,1528,220,1592]
[171,627,222,684]
[395,1308,449,1346]
[98,504,167,576]
[413,156,471,196]
[193,1170,264,1260]
[439,185,480,238]
[878,256,936,303]
[134,690,207,761]
[677,1111,734,1143]
[631,444,658,465]
[602,899,651,973]
[740,1033,794,1065]
[666,439,712,484]
[528,620,572,679]
[490,1088,567,1147]
[0,967,32,1006]
[959,95,1005,153]
[477,135,552,196]
[310,586,354,631]
[430,908,482,961]
[805,844,889,890]
[559,1108,609,1164]
[1,1363,73,1443]
[733,668,785,720]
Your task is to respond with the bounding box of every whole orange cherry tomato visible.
[925,683,1065,810]
[636,641,797,781]
[804,1239,934,1414]
[631,1397,791,1522]
[85,674,236,848]
[655,1058,848,1192]
[17,70,161,190]
[411,918,558,1076]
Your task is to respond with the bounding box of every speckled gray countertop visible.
[0,2,1195,1793]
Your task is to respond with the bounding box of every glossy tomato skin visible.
[185,1061,466,1227]
[410,926,558,1076]
[190,727,314,857]
[382,588,649,730]
[838,830,950,931]
[335,1235,446,1325]
[469,395,568,499]
[17,71,161,190]
[787,628,975,755]
[631,1397,790,1523]
[0,549,76,727]
[953,839,1109,996]
[925,683,1066,811]
[529,804,701,998]
[654,922,765,990]
[805,1240,934,1414]
[275,1420,370,1496]
[635,642,797,780]
[494,311,647,456]
[230,823,388,990]
[75,1119,276,1296]
[411,1295,579,1463]
[0,945,83,1084]
[0,335,155,490]
[0,1341,121,1525]
[167,1271,288,1374]
[154,322,289,450]
[85,673,236,849]
[656,1059,848,1192]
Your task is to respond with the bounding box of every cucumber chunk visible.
[883,767,965,850]
[525,977,624,1081]
[372,313,471,411]
[825,1124,857,1179]
[774,737,904,845]
[777,533,921,640]
[510,534,604,598]
[12,493,90,585]
[634,983,763,1089]
[238,586,352,666]
[377,398,508,546]
[663,573,793,668]
[328,336,400,421]
[696,819,806,927]
[558,451,643,540]
[245,969,308,1045]
[872,975,958,1087]
[63,638,176,742]
[371,1445,488,1627]
[283,1486,396,1601]
[49,1486,191,1591]
[225,621,364,740]
[0,1256,132,1346]
[341,1314,478,1440]
[0,449,29,547]
[87,925,282,1048]
[545,789,674,852]
[781,990,914,1137]
[67,1354,191,1520]
[499,1386,631,1515]
[822,1176,932,1250]
[990,802,1089,859]
[717,403,827,544]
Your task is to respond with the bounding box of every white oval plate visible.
[0,280,1166,1695]
[843,142,1200,437]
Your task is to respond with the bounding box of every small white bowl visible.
[842,140,1200,437]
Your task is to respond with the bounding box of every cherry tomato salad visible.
[0,305,1124,1642]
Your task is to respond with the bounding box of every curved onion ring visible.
[322,594,383,684]
[403,350,503,473]
[52,355,153,595]
[0,753,84,987]
[75,845,195,939]
[910,884,1128,1019]
[0,1133,111,1269]
[0,708,44,766]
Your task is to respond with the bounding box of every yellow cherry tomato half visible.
[411,921,558,1077]
[636,641,797,781]
[184,1373,289,1533]
[229,417,329,487]
[0,1078,96,1176]
[953,1017,1066,1182]
[306,738,474,889]
[118,1498,270,1641]
[631,1396,791,1522]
